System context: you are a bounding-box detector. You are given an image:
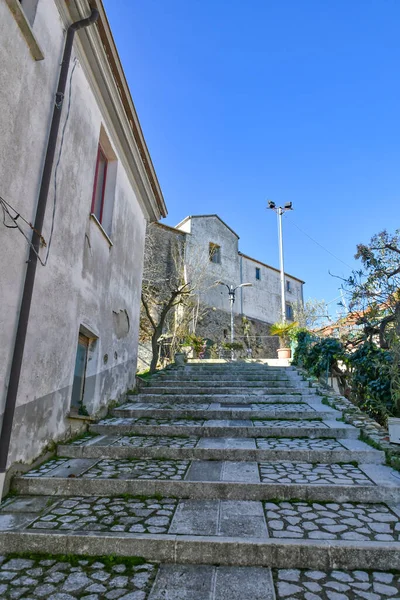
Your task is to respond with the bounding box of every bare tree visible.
[293,298,330,330]
[140,224,211,373]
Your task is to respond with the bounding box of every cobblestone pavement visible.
[111,435,199,448]
[82,458,190,479]
[0,555,156,600]
[28,496,177,534]
[251,403,313,412]
[21,458,69,477]
[256,438,343,450]
[121,402,212,410]
[99,417,206,426]
[274,568,400,599]
[264,501,400,541]
[259,462,374,485]
[253,419,325,428]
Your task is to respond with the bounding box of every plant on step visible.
[182,333,206,356]
[221,341,243,351]
[270,321,298,348]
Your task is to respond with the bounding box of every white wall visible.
[241,256,303,324]
[178,216,304,325]
[0,0,149,468]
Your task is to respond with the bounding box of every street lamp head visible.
[284,202,293,210]
[268,200,276,209]
[238,283,252,289]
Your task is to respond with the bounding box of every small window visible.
[286,280,291,292]
[209,243,221,264]
[91,128,118,237]
[286,303,293,320]
[91,145,108,225]
[223,328,228,338]
[19,0,39,26]
[255,267,261,280]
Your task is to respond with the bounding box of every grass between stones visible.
[3,552,150,568]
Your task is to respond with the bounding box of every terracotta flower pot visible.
[277,347,291,359]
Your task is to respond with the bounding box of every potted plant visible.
[270,321,298,359]
[182,333,206,358]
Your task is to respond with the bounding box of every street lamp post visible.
[267,201,293,323]
[217,282,252,359]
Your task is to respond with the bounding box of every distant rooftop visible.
[175,215,240,239]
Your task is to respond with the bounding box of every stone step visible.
[128,392,317,403]
[154,375,299,382]
[14,459,400,503]
[1,518,400,570]
[88,420,358,440]
[57,437,385,464]
[135,389,313,398]
[104,406,338,420]
[149,564,275,600]
[1,554,400,599]
[144,379,304,388]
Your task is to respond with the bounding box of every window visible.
[286,303,293,320]
[91,145,108,225]
[90,128,118,238]
[223,328,228,338]
[255,267,261,280]
[19,0,39,26]
[209,243,221,264]
[286,280,291,292]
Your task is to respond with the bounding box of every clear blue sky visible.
[104,0,400,318]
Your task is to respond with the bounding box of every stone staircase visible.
[1,361,400,599]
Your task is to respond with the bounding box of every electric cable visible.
[284,214,353,269]
[0,58,78,266]
[43,57,78,265]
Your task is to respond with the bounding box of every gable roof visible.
[175,215,239,239]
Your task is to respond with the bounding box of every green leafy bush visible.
[293,330,396,425]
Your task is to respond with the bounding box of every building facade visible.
[178,215,304,325]
[0,0,166,473]
[139,215,304,366]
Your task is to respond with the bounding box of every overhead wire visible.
[43,57,78,265]
[0,58,78,266]
[0,195,46,265]
[283,214,353,270]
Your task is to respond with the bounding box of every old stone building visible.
[139,215,304,365]
[0,0,166,479]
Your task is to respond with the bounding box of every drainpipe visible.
[0,7,99,498]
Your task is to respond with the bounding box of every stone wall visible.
[196,306,280,359]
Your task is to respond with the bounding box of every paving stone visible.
[274,569,400,598]
[265,501,400,541]
[0,556,157,598]
[27,496,177,534]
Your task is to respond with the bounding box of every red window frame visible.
[91,145,108,224]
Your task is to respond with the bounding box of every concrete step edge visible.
[1,531,400,569]
[57,445,385,464]
[101,410,336,420]
[89,425,358,439]
[13,478,400,504]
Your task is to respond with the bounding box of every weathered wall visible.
[0,0,149,468]
[178,216,304,324]
[240,255,303,324]
[196,307,280,358]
